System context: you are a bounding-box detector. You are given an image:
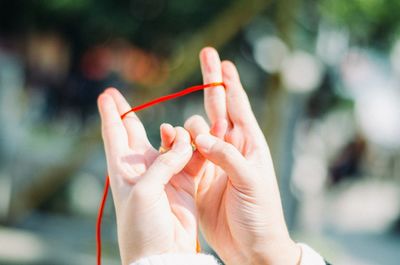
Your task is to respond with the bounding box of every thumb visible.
[141,127,192,187]
[195,134,250,187]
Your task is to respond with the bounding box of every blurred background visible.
[1,0,400,264]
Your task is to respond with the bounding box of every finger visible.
[160,123,176,152]
[195,134,250,187]
[142,127,192,186]
[200,47,227,124]
[184,115,210,176]
[98,93,128,157]
[210,119,228,139]
[184,114,227,140]
[183,116,227,172]
[184,115,210,139]
[104,87,151,149]
[221,61,258,128]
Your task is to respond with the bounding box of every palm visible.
[185,123,269,258]
[116,145,197,250]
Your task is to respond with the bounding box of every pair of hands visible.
[98,47,300,265]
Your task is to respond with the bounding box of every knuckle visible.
[157,153,178,168]
[130,183,148,200]
[216,142,236,163]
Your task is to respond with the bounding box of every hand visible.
[183,48,301,265]
[98,89,198,265]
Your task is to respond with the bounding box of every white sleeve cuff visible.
[130,244,325,265]
[131,253,220,265]
[298,243,326,265]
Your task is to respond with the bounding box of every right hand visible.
[183,47,301,265]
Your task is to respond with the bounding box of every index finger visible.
[104,88,151,149]
[98,93,128,157]
[200,47,227,125]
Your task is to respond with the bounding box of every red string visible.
[96,176,110,265]
[120,82,225,119]
[96,82,225,265]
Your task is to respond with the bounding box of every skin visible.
[183,47,301,265]
[98,89,198,265]
[97,47,301,265]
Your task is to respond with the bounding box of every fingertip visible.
[221,60,239,81]
[184,115,211,143]
[97,92,105,105]
[97,92,113,110]
[160,123,174,133]
[184,115,205,129]
[99,88,121,109]
[97,93,105,114]
[160,123,175,138]
[160,123,175,148]
[200,47,221,73]
[103,87,119,95]
[97,90,128,154]
[104,87,130,104]
[184,117,192,130]
[221,60,235,68]
[200,46,218,60]
[174,126,191,143]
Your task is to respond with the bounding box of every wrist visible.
[250,238,301,265]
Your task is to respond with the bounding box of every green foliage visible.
[40,0,93,11]
[320,0,400,44]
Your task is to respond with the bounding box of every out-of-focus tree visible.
[320,0,400,46]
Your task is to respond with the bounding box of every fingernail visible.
[160,123,172,130]
[196,134,216,152]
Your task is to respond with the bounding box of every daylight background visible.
[1,0,400,264]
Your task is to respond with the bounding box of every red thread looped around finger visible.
[96,82,225,265]
[120,82,225,119]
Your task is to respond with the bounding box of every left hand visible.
[98,88,198,265]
